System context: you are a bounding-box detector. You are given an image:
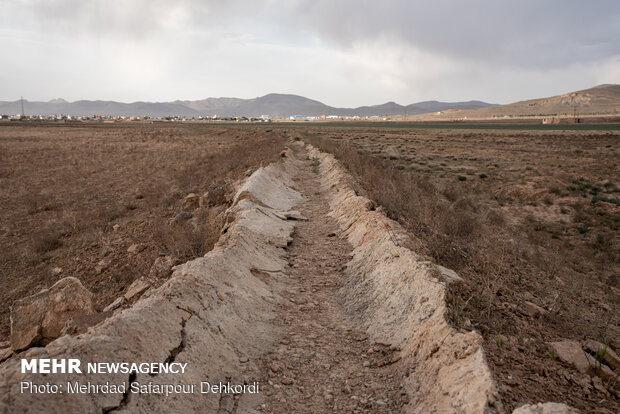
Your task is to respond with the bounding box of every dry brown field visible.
[0,123,286,342]
[300,125,619,412]
[1,122,618,411]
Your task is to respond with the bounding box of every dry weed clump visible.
[152,206,223,261]
[32,228,63,254]
[486,209,505,226]
[153,219,206,260]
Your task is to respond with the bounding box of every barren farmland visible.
[0,124,286,341]
[298,125,619,412]
[0,122,618,413]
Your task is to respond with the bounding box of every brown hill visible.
[412,84,620,120]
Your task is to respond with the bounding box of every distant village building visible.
[542,117,582,124]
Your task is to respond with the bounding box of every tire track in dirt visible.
[256,147,409,413]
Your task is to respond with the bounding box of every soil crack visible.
[102,372,136,414]
[165,316,189,365]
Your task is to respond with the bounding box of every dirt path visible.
[256,148,408,413]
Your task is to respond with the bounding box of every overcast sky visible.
[1,0,619,106]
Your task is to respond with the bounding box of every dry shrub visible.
[454,197,478,212]
[24,191,57,214]
[573,207,589,224]
[427,234,467,268]
[487,209,505,226]
[201,207,225,249]
[141,181,177,209]
[442,211,478,238]
[153,218,206,260]
[24,192,41,214]
[153,207,225,261]
[548,185,563,195]
[442,184,462,203]
[32,229,62,254]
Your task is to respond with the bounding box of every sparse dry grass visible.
[304,126,619,412]
[0,123,286,340]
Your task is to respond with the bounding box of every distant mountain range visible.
[0,94,496,118]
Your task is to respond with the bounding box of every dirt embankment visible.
[301,127,619,412]
[1,142,582,413]
[309,145,502,413]
[0,149,303,412]
[0,124,285,341]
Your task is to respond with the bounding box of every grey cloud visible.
[273,0,620,68]
[0,0,618,105]
[6,0,234,38]
[8,0,620,67]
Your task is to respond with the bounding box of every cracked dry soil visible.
[255,148,409,413]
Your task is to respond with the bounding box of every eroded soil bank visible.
[1,142,575,413]
[0,148,303,413]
